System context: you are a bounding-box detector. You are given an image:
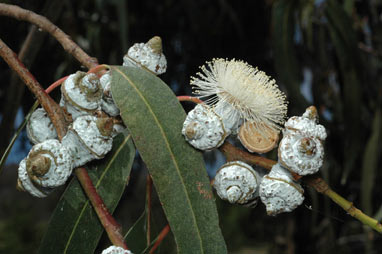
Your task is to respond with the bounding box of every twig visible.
[219,140,382,234]
[177,95,203,104]
[76,167,128,249]
[0,37,68,139]
[0,37,128,248]
[146,174,153,247]
[177,95,382,233]
[0,3,98,69]
[149,224,171,254]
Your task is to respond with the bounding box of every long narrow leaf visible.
[38,130,135,254]
[111,66,227,254]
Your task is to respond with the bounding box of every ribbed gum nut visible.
[62,115,113,168]
[182,104,228,150]
[284,106,327,140]
[147,36,162,54]
[25,139,73,188]
[213,161,260,206]
[60,71,102,119]
[26,108,58,145]
[17,158,49,198]
[259,163,304,215]
[238,122,279,154]
[123,36,167,75]
[279,105,327,175]
[101,246,133,254]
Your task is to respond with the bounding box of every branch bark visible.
[0,38,68,139]
[0,3,98,69]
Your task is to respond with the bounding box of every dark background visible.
[0,0,381,253]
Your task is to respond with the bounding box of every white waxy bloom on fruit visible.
[182,104,228,150]
[259,163,304,215]
[60,71,102,119]
[279,106,327,176]
[17,159,49,198]
[26,107,58,144]
[100,72,120,117]
[123,36,167,75]
[61,115,113,168]
[213,161,261,207]
[191,58,288,140]
[24,139,73,188]
[101,246,133,254]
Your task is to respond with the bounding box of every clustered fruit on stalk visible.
[18,36,167,198]
[182,59,327,215]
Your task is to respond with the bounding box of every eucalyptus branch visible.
[0,38,128,248]
[0,3,98,69]
[177,95,382,234]
[219,141,382,234]
[76,167,128,249]
[0,37,68,139]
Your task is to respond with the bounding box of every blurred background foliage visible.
[0,0,381,253]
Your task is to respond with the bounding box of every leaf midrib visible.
[114,67,204,252]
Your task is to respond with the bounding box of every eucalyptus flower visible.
[191,58,288,138]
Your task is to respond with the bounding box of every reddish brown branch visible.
[76,167,128,249]
[219,142,276,169]
[0,33,128,247]
[0,3,98,69]
[177,96,203,104]
[219,140,382,233]
[0,38,68,139]
[149,224,171,254]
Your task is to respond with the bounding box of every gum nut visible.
[60,71,102,119]
[182,104,228,150]
[26,139,73,188]
[17,159,49,198]
[238,121,279,154]
[26,108,58,145]
[123,36,167,75]
[284,106,327,141]
[213,101,242,134]
[62,115,113,168]
[102,246,133,254]
[259,163,304,215]
[213,161,260,205]
[278,133,324,175]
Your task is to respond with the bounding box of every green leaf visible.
[361,110,381,214]
[272,0,308,111]
[124,211,147,253]
[325,0,363,184]
[110,66,227,254]
[38,130,135,254]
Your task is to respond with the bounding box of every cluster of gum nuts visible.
[182,105,327,215]
[17,36,167,198]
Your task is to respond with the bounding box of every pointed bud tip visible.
[147,36,163,54]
